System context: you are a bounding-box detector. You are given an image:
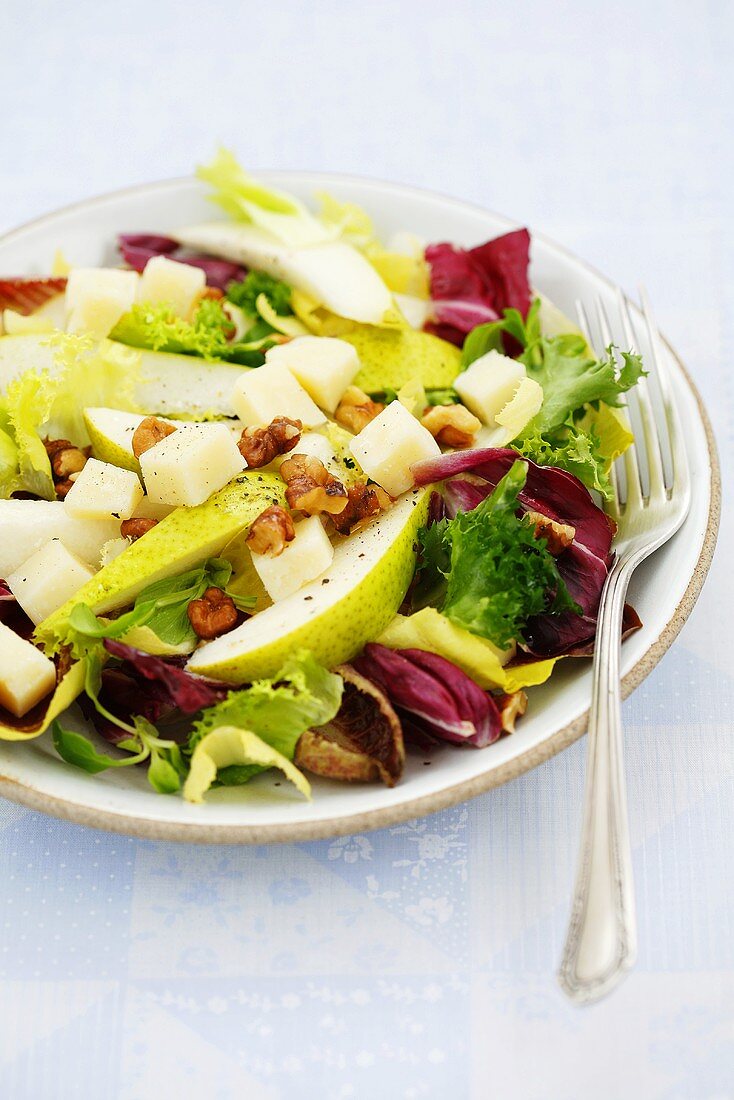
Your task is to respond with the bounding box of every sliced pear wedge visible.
[187,488,430,683]
[0,335,244,419]
[36,471,285,650]
[83,408,243,474]
[344,326,461,394]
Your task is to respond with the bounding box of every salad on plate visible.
[0,151,644,804]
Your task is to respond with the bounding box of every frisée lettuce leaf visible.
[0,334,140,499]
[111,297,269,365]
[416,459,580,649]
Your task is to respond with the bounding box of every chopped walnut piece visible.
[525,509,576,555]
[280,453,348,516]
[44,438,90,499]
[237,416,302,468]
[245,504,295,557]
[131,416,177,458]
[330,482,392,535]
[187,586,239,640]
[421,404,481,448]
[495,690,528,734]
[120,517,158,541]
[334,386,385,434]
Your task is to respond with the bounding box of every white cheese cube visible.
[7,539,95,625]
[65,268,138,339]
[230,364,326,428]
[139,424,246,508]
[64,458,144,521]
[350,400,440,497]
[138,256,206,319]
[265,336,360,413]
[0,621,57,717]
[251,515,333,602]
[453,351,527,425]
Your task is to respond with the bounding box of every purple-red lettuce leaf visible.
[353,643,502,748]
[103,640,228,713]
[424,229,531,350]
[118,234,246,290]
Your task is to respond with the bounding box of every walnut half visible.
[120,517,158,541]
[187,586,239,640]
[421,404,481,448]
[245,504,295,557]
[132,416,177,458]
[330,482,392,535]
[525,509,576,555]
[335,386,385,434]
[238,416,302,469]
[280,453,348,516]
[43,438,89,499]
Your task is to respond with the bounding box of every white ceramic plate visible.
[0,175,720,842]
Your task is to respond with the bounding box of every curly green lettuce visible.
[0,334,140,499]
[416,459,580,649]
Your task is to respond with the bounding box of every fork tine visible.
[596,298,638,508]
[616,290,666,502]
[576,299,621,517]
[638,286,690,498]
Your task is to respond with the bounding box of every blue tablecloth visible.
[0,2,731,1096]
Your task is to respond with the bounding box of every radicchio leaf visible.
[295,664,404,786]
[118,234,246,290]
[353,643,502,748]
[103,639,228,713]
[0,277,66,315]
[424,229,531,349]
[82,640,229,743]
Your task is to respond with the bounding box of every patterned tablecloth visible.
[0,2,731,1096]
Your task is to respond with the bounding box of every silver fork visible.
[557,288,691,1005]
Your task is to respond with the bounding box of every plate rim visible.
[0,174,721,844]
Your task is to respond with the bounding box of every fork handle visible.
[558,555,638,1004]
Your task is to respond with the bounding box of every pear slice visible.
[174,223,395,326]
[187,488,430,683]
[83,408,243,474]
[35,471,285,648]
[344,326,461,394]
[0,335,244,419]
[83,407,151,472]
[0,499,121,576]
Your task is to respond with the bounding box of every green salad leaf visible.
[111,298,268,366]
[197,148,330,247]
[183,726,311,804]
[416,459,580,649]
[461,300,542,369]
[460,299,644,498]
[180,651,343,800]
[190,650,343,758]
[65,558,253,656]
[52,714,186,794]
[0,334,141,499]
[226,271,293,318]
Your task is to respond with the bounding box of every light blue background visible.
[0,2,731,1097]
